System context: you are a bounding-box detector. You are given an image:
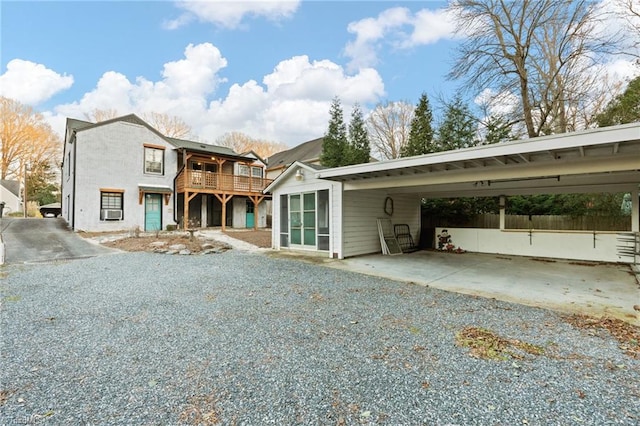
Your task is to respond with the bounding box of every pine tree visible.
[483,115,512,144]
[437,96,477,151]
[401,93,435,157]
[347,103,370,164]
[320,97,349,168]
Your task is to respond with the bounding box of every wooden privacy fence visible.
[423,213,631,231]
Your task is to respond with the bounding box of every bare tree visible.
[85,108,119,122]
[1,97,61,180]
[366,101,413,160]
[448,0,621,137]
[142,112,192,139]
[215,131,288,159]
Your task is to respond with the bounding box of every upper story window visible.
[144,145,164,175]
[251,166,263,178]
[238,164,250,176]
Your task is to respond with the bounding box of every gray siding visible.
[343,191,420,257]
[71,121,177,232]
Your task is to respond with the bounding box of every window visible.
[100,190,123,220]
[144,146,164,175]
[251,167,263,178]
[238,164,250,176]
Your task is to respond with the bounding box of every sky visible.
[1,0,639,148]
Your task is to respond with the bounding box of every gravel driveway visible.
[1,250,638,424]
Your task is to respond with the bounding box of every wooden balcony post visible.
[214,193,233,231]
[183,191,189,230]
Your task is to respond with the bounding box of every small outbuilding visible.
[265,123,640,263]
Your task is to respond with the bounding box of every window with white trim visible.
[238,164,250,176]
[144,147,164,175]
[251,166,263,178]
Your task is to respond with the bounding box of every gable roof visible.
[263,161,328,193]
[0,179,20,197]
[65,114,254,161]
[266,137,323,171]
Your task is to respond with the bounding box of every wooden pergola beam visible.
[213,193,233,231]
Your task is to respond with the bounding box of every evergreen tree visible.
[596,76,640,127]
[401,93,435,157]
[483,115,513,144]
[320,97,349,167]
[348,103,370,164]
[436,96,477,151]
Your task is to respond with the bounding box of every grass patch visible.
[456,326,545,361]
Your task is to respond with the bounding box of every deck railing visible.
[177,169,273,193]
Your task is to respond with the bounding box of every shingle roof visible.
[166,138,253,160]
[65,114,252,160]
[266,137,323,171]
[1,179,20,197]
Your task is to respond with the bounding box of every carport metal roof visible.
[315,123,640,197]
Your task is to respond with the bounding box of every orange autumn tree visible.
[0,97,61,181]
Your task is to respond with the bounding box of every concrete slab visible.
[327,250,640,325]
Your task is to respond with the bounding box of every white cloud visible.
[344,6,456,71]
[0,59,74,105]
[165,0,300,29]
[49,44,385,146]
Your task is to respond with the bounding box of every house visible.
[265,137,324,179]
[61,114,271,233]
[0,179,22,215]
[265,123,640,263]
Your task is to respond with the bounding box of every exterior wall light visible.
[295,169,304,181]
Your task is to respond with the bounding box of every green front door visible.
[246,199,255,228]
[145,193,162,231]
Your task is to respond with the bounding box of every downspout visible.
[71,130,77,230]
[173,164,185,225]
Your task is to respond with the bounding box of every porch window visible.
[317,190,330,250]
[144,146,164,175]
[100,190,124,220]
[280,190,329,250]
[238,164,250,176]
[251,167,263,178]
[280,195,289,247]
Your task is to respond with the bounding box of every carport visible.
[327,250,639,325]
[267,123,640,263]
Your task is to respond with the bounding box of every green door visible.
[145,193,162,231]
[289,193,316,248]
[246,199,255,228]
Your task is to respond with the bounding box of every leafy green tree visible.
[437,96,477,151]
[320,97,349,167]
[401,93,435,157]
[596,76,640,127]
[348,103,370,164]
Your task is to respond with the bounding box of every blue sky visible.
[1,0,638,147]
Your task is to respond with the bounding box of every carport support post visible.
[499,195,506,231]
[632,188,639,233]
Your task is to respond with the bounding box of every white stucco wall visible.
[342,190,421,258]
[68,121,178,232]
[435,227,634,263]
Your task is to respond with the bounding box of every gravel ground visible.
[1,250,639,425]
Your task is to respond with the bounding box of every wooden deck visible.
[176,169,273,195]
